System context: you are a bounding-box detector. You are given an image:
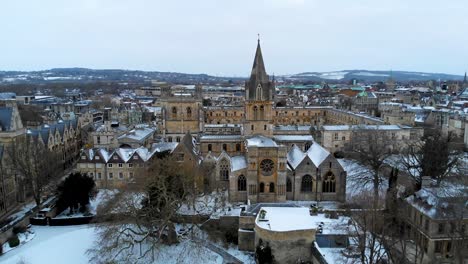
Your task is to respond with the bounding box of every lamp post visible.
[315,168,321,208]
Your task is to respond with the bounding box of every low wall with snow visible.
[0,215,32,245]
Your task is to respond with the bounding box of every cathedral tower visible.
[244,39,275,136]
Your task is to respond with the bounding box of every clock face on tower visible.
[260,159,274,176]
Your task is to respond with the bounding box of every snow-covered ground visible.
[0,222,254,264]
[0,224,228,264]
[1,225,95,264]
[178,191,243,218]
[338,159,388,202]
[2,230,36,255]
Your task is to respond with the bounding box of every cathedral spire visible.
[250,37,269,83]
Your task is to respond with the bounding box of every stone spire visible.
[249,38,269,84]
[245,38,273,101]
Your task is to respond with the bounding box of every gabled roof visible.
[181,131,199,156]
[231,155,247,172]
[306,143,330,167]
[246,135,278,148]
[287,145,306,170]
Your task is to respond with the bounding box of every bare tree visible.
[7,136,63,206]
[400,128,461,191]
[88,156,228,263]
[346,127,395,209]
[344,192,389,264]
[344,127,401,263]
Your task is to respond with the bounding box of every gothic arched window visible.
[238,175,246,191]
[322,172,336,193]
[236,143,241,152]
[171,107,177,118]
[219,159,230,181]
[256,84,263,100]
[301,174,313,192]
[259,182,265,193]
[304,142,311,151]
[253,106,258,120]
[186,107,192,118]
[286,178,292,192]
[260,105,265,120]
[269,182,275,193]
[208,144,212,152]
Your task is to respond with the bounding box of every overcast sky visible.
[1,0,467,76]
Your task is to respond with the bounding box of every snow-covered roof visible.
[255,207,317,232]
[246,135,278,148]
[116,148,136,162]
[98,148,113,162]
[151,142,178,154]
[406,182,468,220]
[273,135,313,142]
[200,135,243,141]
[321,125,405,131]
[231,156,247,172]
[306,143,330,167]
[273,125,311,131]
[117,127,155,142]
[287,145,306,170]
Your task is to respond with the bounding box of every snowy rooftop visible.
[246,135,278,148]
[118,127,155,142]
[286,142,332,169]
[273,125,311,131]
[406,182,468,220]
[273,135,313,142]
[255,207,350,234]
[306,143,330,167]
[287,145,306,170]
[204,124,241,128]
[255,207,316,232]
[231,156,247,172]
[200,135,243,141]
[322,124,406,131]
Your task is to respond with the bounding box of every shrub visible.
[8,235,20,248]
[12,225,27,235]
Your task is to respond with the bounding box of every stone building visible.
[198,40,346,204]
[315,124,423,154]
[0,100,26,219]
[77,142,178,188]
[404,177,468,263]
[160,84,203,141]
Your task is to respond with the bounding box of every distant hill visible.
[0,68,239,85]
[0,68,464,84]
[283,70,464,82]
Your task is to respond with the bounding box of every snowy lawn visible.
[1,225,94,264]
[0,224,226,264]
[2,230,36,255]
